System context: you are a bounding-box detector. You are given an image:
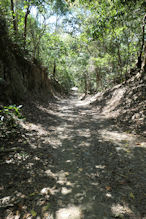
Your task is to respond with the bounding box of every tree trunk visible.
[84,72,88,95]
[95,67,102,90]
[141,43,146,73]
[24,5,30,47]
[137,15,146,69]
[10,0,18,35]
[53,60,56,80]
[117,45,123,81]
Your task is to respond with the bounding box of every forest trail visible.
[0,95,146,219]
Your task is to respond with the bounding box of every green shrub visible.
[0,105,23,137]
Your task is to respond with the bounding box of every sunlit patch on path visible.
[56,205,82,219]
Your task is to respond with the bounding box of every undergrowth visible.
[0,105,24,140]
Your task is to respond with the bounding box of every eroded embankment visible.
[83,72,146,136]
[0,16,62,103]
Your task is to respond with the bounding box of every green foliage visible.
[0,105,23,137]
[0,0,145,94]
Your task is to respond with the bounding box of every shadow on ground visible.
[0,98,146,219]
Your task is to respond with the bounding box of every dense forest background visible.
[0,0,145,98]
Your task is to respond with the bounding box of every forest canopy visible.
[0,0,145,93]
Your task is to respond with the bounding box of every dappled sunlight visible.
[45,169,57,179]
[37,104,70,119]
[61,187,72,195]
[77,128,91,138]
[1,98,145,218]
[95,165,105,169]
[99,129,146,148]
[77,93,102,106]
[103,87,126,114]
[56,205,82,219]
[99,129,135,144]
[78,141,90,147]
[20,120,48,135]
[111,203,134,218]
[5,152,29,164]
[40,187,59,196]
[105,192,112,198]
[56,170,70,185]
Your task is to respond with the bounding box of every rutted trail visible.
[0,97,146,219]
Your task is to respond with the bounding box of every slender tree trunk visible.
[53,60,56,80]
[52,14,59,80]
[35,28,46,59]
[84,72,88,95]
[24,5,30,47]
[96,68,99,91]
[141,43,146,73]
[117,46,122,72]
[137,14,146,69]
[96,67,102,90]
[10,0,18,35]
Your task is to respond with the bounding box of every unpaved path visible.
[0,96,146,219]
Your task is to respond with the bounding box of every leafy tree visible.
[0,0,145,94]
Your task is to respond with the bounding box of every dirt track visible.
[0,96,146,218]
